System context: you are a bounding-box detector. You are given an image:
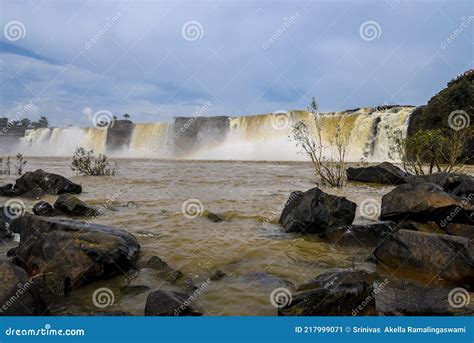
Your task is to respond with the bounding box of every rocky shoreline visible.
[0,165,473,316]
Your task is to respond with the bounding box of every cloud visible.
[0,0,471,125]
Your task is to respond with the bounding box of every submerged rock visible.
[279,269,375,316]
[203,210,226,223]
[380,182,473,225]
[374,230,474,288]
[326,222,397,248]
[6,169,82,198]
[0,261,46,316]
[145,290,202,316]
[142,256,195,291]
[279,188,356,234]
[346,162,408,185]
[8,214,140,290]
[54,194,100,217]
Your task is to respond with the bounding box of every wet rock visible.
[0,261,46,316]
[346,162,408,185]
[7,169,82,198]
[0,184,13,196]
[210,270,226,281]
[279,269,375,316]
[326,222,397,248]
[376,279,474,315]
[374,230,474,289]
[380,183,473,225]
[29,272,66,304]
[0,207,14,241]
[441,223,474,239]
[8,214,140,290]
[142,256,195,291]
[279,187,356,234]
[32,201,62,217]
[145,290,202,316]
[54,194,100,217]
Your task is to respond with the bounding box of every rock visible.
[145,290,202,316]
[0,261,46,315]
[0,183,13,196]
[441,223,474,239]
[346,162,408,185]
[279,188,356,234]
[29,272,66,304]
[376,279,474,315]
[203,210,225,223]
[32,201,62,217]
[279,269,375,316]
[380,182,473,225]
[0,207,14,241]
[142,256,195,291]
[326,222,397,248]
[210,270,226,281]
[8,214,140,290]
[8,169,82,198]
[54,194,99,217]
[374,230,474,288]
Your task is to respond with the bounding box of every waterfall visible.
[128,123,172,158]
[4,106,415,161]
[18,127,106,156]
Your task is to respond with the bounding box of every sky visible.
[0,0,472,126]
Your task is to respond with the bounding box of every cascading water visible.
[4,106,415,161]
[18,127,107,156]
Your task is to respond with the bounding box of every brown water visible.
[1,158,472,316]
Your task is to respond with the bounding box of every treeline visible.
[0,116,49,129]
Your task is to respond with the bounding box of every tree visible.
[291,98,348,187]
[20,118,31,129]
[38,116,49,128]
[123,113,130,120]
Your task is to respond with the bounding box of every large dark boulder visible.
[8,214,140,290]
[8,169,82,198]
[145,290,202,316]
[279,269,375,316]
[0,261,46,316]
[346,162,408,185]
[54,194,100,217]
[279,188,356,234]
[374,230,474,288]
[380,182,473,225]
[441,223,474,239]
[326,222,397,248]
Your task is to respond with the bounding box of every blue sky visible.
[0,0,472,126]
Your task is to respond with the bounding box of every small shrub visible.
[0,154,27,175]
[71,147,117,176]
